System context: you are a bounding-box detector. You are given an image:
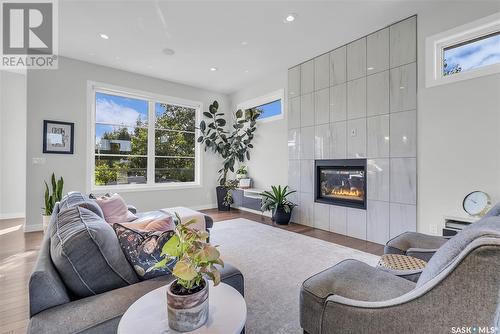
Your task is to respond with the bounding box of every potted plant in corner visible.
[260,185,297,225]
[197,101,260,211]
[150,214,223,332]
[42,173,64,232]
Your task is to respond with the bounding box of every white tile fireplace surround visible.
[287,16,417,245]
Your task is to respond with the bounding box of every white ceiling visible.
[60,1,435,94]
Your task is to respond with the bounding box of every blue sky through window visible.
[254,100,281,119]
[95,92,148,141]
[444,32,500,75]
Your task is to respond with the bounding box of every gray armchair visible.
[299,215,500,334]
[384,203,500,262]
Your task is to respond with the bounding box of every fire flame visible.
[331,188,362,198]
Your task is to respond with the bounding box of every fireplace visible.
[314,159,367,209]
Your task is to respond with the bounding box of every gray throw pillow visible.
[59,191,104,218]
[50,206,139,298]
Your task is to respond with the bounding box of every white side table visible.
[118,281,246,334]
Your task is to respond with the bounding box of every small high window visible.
[426,13,500,87]
[237,89,284,123]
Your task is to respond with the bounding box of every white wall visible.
[26,57,229,230]
[0,70,27,219]
[230,3,500,236]
[416,3,500,234]
[228,70,288,190]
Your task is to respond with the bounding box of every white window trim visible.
[236,89,285,123]
[426,12,500,88]
[86,81,203,193]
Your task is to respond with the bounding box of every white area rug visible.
[210,218,379,334]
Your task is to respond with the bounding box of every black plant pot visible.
[216,186,230,211]
[274,206,292,225]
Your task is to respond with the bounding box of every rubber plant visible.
[197,100,260,206]
[44,173,64,216]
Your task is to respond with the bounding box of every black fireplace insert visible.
[314,159,367,210]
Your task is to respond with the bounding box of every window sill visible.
[90,182,202,194]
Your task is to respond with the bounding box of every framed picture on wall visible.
[43,120,74,154]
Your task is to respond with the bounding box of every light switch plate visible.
[32,157,46,165]
[351,128,357,137]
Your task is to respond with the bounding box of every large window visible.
[89,83,200,190]
[426,13,500,87]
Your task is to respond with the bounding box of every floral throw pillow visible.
[113,223,176,280]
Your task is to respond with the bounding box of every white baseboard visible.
[24,223,43,233]
[0,212,25,220]
[232,206,272,218]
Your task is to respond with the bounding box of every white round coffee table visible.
[118,281,246,334]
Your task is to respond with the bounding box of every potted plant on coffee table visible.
[42,173,64,232]
[197,101,260,211]
[260,185,297,225]
[150,214,223,332]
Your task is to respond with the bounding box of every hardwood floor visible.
[0,209,383,334]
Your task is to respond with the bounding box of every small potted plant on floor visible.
[151,214,223,332]
[260,185,297,225]
[197,101,260,211]
[42,173,63,232]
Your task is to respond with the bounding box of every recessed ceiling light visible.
[162,48,175,56]
[100,33,109,40]
[244,69,249,73]
[367,67,374,71]
[241,41,248,46]
[284,13,296,23]
[210,67,218,72]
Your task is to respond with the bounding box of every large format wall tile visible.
[300,126,315,160]
[347,77,366,119]
[330,121,347,159]
[288,128,300,160]
[367,200,390,244]
[347,118,367,158]
[300,160,314,193]
[288,66,301,98]
[288,160,300,192]
[390,158,417,204]
[390,16,417,68]
[367,28,389,75]
[330,46,347,86]
[330,84,347,122]
[314,202,330,231]
[315,124,331,159]
[300,93,314,127]
[289,192,300,223]
[314,53,330,91]
[288,96,300,129]
[347,38,367,81]
[314,88,330,125]
[301,60,314,95]
[390,63,416,112]
[347,208,367,240]
[330,205,347,234]
[367,71,389,117]
[390,203,417,238]
[390,110,416,157]
[300,192,314,227]
[367,114,390,158]
[367,159,390,201]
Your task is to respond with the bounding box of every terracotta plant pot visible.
[166,279,209,332]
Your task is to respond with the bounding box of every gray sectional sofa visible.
[28,192,244,334]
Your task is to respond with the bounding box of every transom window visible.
[237,89,284,123]
[89,83,200,190]
[426,13,500,87]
